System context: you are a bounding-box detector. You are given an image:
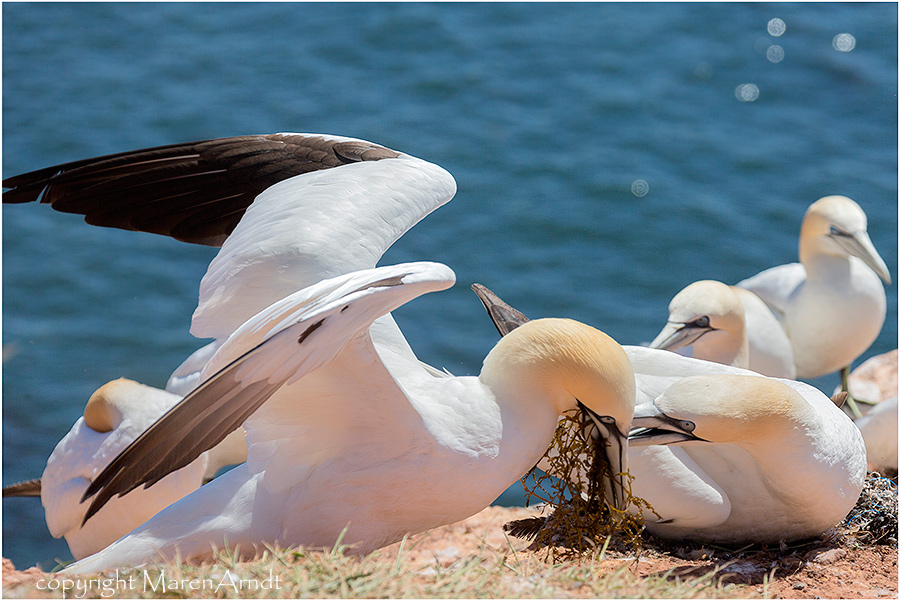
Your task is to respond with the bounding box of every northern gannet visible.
[649,279,795,378]
[3,380,207,559]
[736,196,891,405]
[65,262,635,574]
[628,370,866,543]
[473,284,867,544]
[3,134,459,551]
[1,378,248,559]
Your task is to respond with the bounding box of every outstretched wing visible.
[190,139,456,339]
[4,131,457,340]
[2,134,404,246]
[80,261,455,523]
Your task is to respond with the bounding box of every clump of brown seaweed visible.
[504,409,653,556]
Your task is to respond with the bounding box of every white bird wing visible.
[730,287,796,378]
[79,261,456,522]
[735,262,806,318]
[192,138,457,339]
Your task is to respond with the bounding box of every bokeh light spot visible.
[735,83,760,102]
[833,33,856,52]
[631,179,649,197]
[767,18,786,37]
[766,44,785,63]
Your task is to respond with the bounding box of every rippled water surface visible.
[3,3,897,569]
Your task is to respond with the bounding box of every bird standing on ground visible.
[737,195,891,415]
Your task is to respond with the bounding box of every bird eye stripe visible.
[829,225,849,237]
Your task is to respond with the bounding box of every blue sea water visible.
[2,3,896,570]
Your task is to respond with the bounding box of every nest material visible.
[841,471,898,545]
[504,409,653,555]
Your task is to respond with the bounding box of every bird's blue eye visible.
[829,225,843,236]
[692,316,710,328]
[679,420,696,432]
[599,415,616,425]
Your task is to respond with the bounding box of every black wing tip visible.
[2,478,42,498]
[471,283,531,336]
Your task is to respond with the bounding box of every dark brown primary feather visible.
[471,283,531,336]
[3,134,400,246]
[80,341,283,524]
[2,478,42,498]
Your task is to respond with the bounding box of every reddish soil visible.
[4,505,897,599]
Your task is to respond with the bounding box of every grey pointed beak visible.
[581,408,629,511]
[832,230,891,284]
[649,322,710,352]
[628,402,707,447]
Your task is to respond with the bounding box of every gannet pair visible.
[2,379,247,559]
[66,263,634,574]
[474,285,867,544]
[4,134,634,572]
[737,196,891,387]
[650,196,890,402]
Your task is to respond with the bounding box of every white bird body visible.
[41,379,209,560]
[853,395,898,474]
[737,196,890,380]
[625,347,867,544]
[66,263,635,574]
[5,133,458,516]
[7,134,497,569]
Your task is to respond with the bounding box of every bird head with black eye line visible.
[649,280,749,368]
[800,195,891,284]
[630,374,816,448]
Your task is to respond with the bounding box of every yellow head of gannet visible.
[483,317,636,508]
[799,195,891,284]
[82,378,140,432]
[649,280,749,368]
[632,375,813,445]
